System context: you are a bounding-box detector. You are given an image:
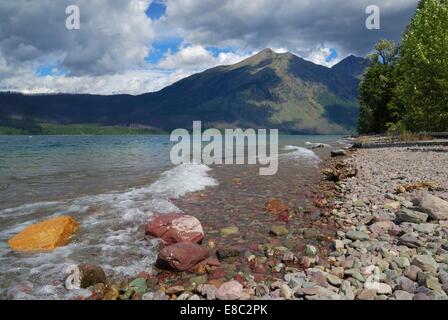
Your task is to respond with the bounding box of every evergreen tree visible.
[397,0,448,132]
[357,40,399,133]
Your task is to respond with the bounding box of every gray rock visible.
[412,193,448,220]
[411,255,439,273]
[396,208,428,224]
[393,290,414,300]
[398,276,417,293]
[346,230,369,241]
[331,149,348,157]
[398,235,424,248]
[404,265,422,281]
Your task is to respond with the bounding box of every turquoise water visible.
[0,134,345,299]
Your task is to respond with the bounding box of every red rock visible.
[265,199,289,214]
[206,258,221,267]
[277,212,290,222]
[299,256,311,268]
[156,242,209,272]
[208,268,227,279]
[145,213,204,245]
[233,274,245,285]
[216,280,243,300]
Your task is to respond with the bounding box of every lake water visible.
[0,135,347,299]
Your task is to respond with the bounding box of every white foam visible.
[305,141,331,148]
[283,145,321,160]
[0,162,218,299]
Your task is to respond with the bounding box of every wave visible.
[0,162,218,299]
[305,141,331,148]
[281,145,321,164]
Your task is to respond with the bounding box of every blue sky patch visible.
[325,48,338,62]
[206,46,234,57]
[146,1,166,20]
[36,63,66,77]
[146,37,184,64]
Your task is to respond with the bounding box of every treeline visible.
[0,123,166,135]
[358,0,448,134]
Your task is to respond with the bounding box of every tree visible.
[357,40,400,133]
[396,0,448,132]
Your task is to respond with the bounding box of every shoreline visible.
[5,137,448,300]
[96,138,448,301]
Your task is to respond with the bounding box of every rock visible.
[305,245,317,257]
[357,289,377,300]
[216,280,243,300]
[392,257,410,269]
[156,242,209,272]
[141,292,154,300]
[331,150,348,157]
[216,247,241,260]
[78,264,106,288]
[346,230,369,241]
[396,209,428,224]
[412,193,448,220]
[166,285,184,295]
[411,255,439,273]
[415,223,437,234]
[404,265,422,281]
[129,278,147,295]
[280,284,293,299]
[398,235,424,249]
[145,213,204,245]
[8,216,79,252]
[190,275,208,286]
[393,290,414,300]
[270,225,289,236]
[398,276,417,293]
[303,228,325,240]
[326,274,342,286]
[200,284,217,300]
[265,199,289,214]
[383,201,401,210]
[220,226,239,237]
[103,284,120,300]
[332,239,345,251]
[418,272,442,291]
[376,283,392,295]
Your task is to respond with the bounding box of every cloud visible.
[158,44,250,70]
[0,0,419,94]
[0,0,154,76]
[161,0,418,58]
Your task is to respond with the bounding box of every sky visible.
[0,0,419,95]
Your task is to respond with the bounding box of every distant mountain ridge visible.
[0,49,369,134]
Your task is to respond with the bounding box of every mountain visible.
[331,55,370,79]
[0,49,369,134]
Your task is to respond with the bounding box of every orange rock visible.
[8,216,79,252]
[265,199,289,214]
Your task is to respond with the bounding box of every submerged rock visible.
[270,225,289,236]
[79,264,106,289]
[145,213,204,245]
[156,242,209,272]
[265,199,289,214]
[220,226,239,237]
[216,280,243,300]
[8,216,79,252]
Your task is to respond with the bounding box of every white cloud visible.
[158,45,249,70]
[0,0,419,94]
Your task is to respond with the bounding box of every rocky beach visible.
[4,136,448,301]
[55,138,448,301]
